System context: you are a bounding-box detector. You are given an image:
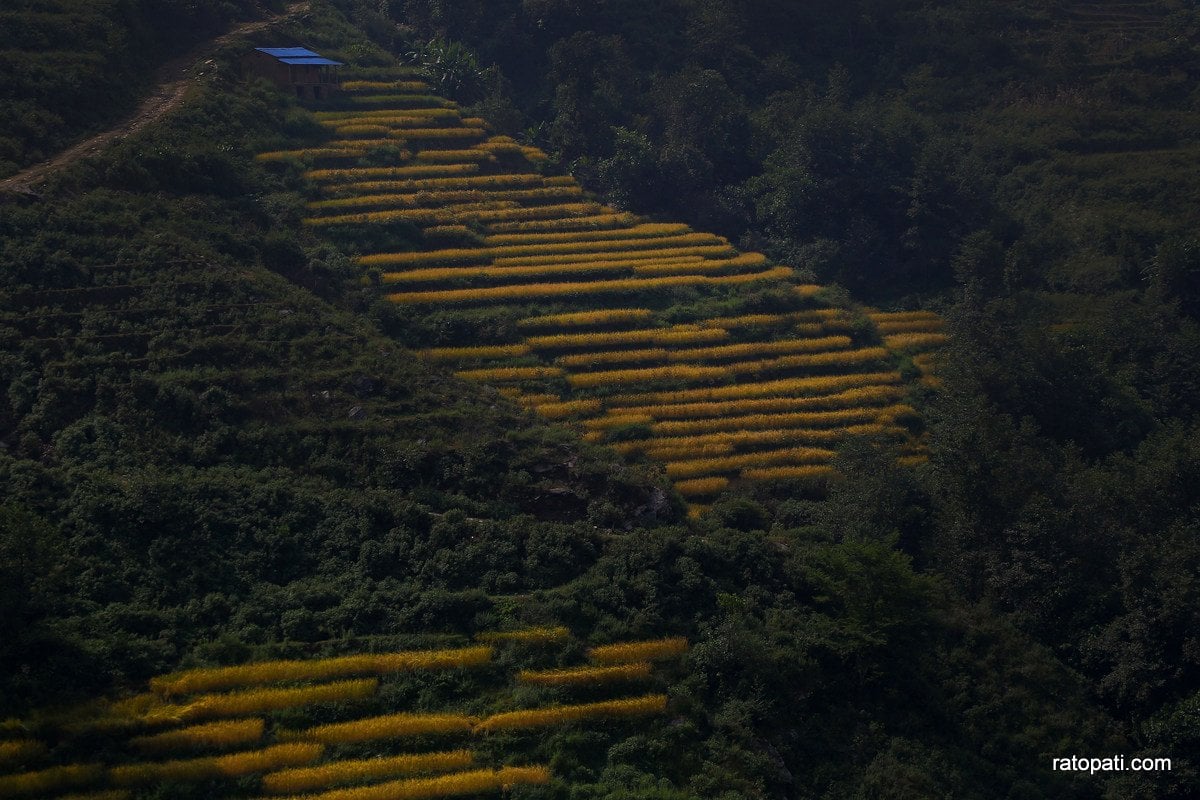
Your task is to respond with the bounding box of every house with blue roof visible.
[242,47,343,101]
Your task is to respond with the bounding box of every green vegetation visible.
[2,1,1199,798]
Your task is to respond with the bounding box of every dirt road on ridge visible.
[0,2,310,196]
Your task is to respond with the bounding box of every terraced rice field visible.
[259,67,946,513]
[0,631,685,799]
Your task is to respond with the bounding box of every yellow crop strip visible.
[741,465,838,481]
[385,267,791,305]
[361,233,728,266]
[609,384,905,419]
[526,327,727,350]
[129,719,265,754]
[305,164,479,181]
[485,222,691,245]
[567,365,728,389]
[531,399,605,419]
[255,148,370,162]
[414,149,497,163]
[589,638,689,664]
[419,345,531,361]
[606,371,902,406]
[380,256,704,284]
[664,335,853,363]
[162,679,379,722]
[0,740,45,768]
[517,662,653,686]
[322,174,549,195]
[517,309,654,329]
[874,318,945,334]
[555,348,669,368]
[674,477,729,497]
[664,446,836,479]
[151,647,493,696]
[0,764,104,798]
[260,751,475,794]
[491,244,734,266]
[474,695,667,732]
[485,213,637,232]
[295,713,476,744]
[617,424,903,455]
[262,766,550,800]
[454,367,563,382]
[883,332,949,351]
[109,743,323,787]
[475,626,570,643]
[651,405,914,436]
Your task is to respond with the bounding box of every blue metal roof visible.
[255,47,343,65]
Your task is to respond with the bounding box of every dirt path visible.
[0,1,310,196]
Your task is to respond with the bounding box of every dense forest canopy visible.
[1,0,1198,798]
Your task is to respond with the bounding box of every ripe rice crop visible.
[328,174,547,193]
[345,94,455,108]
[517,662,652,686]
[415,149,497,163]
[651,406,912,437]
[517,309,654,330]
[567,365,728,389]
[260,751,475,794]
[795,284,822,298]
[304,202,518,227]
[485,213,636,233]
[531,399,603,419]
[485,223,690,246]
[332,125,390,137]
[581,414,652,430]
[898,454,930,467]
[419,345,531,362]
[868,310,941,322]
[492,244,733,266]
[665,447,836,479]
[630,253,767,276]
[589,638,689,664]
[266,766,550,800]
[609,385,905,419]
[341,81,429,91]
[151,647,493,696]
[475,626,570,644]
[170,679,379,721]
[385,270,780,305]
[455,367,563,382]
[883,333,949,352]
[324,139,410,150]
[296,713,476,745]
[109,744,323,787]
[874,319,944,335]
[555,348,669,368]
[483,232,725,257]
[674,477,729,497]
[460,117,488,127]
[386,128,487,140]
[256,148,368,162]
[619,424,902,456]
[643,442,735,461]
[474,695,667,732]
[720,347,891,376]
[525,327,727,350]
[384,260,700,284]
[130,719,265,754]
[0,740,45,768]
[686,504,710,519]
[0,764,104,797]
[455,202,604,223]
[665,336,852,363]
[314,108,456,121]
[606,372,902,406]
[741,464,837,481]
[305,164,479,182]
[512,393,559,405]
